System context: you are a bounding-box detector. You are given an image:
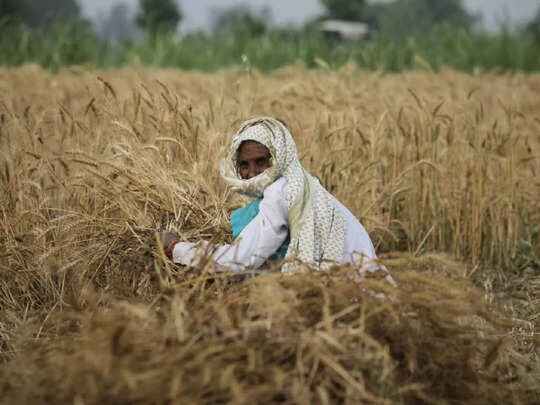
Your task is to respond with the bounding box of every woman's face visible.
[237,141,272,180]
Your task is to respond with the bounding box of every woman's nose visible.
[247,166,257,179]
[247,164,262,179]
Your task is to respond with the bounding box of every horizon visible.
[80,0,540,33]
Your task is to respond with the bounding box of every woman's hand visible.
[159,231,179,260]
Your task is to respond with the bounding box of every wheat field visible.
[0,65,539,404]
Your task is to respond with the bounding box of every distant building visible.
[319,20,370,41]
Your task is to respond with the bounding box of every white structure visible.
[319,19,370,41]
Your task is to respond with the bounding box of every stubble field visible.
[0,65,539,404]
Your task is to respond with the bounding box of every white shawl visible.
[220,117,346,271]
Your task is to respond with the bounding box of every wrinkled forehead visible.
[232,123,275,156]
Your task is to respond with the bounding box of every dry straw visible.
[0,65,538,403]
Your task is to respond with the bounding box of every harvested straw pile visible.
[0,261,536,404]
[0,65,538,403]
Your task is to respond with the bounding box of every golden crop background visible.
[0,65,539,403]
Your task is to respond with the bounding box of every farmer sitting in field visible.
[162,117,393,281]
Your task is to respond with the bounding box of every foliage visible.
[211,5,270,37]
[527,6,540,41]
[22,0,81,27]
[98,2,138,43]
[0,19,540,73]
[370,0,476,38]
[0,0,27,24]
[320,0,367,21]
[0,20,104,70]
[319,0,476,36]
[0,0,81,27]
[136,0,182,36]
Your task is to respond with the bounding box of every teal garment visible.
[231,199,289,260]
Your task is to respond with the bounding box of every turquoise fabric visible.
[231,199,289,260]
[231,199,262,239]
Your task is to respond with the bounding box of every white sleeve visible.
[172,178,289,272]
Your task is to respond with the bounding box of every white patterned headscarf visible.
[220,117,346,272]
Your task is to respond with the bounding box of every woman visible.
[163,117,392,281]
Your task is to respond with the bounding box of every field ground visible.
[0,65,539,403]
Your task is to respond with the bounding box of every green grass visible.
[1,20,539,72]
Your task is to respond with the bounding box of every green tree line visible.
[0,0,539,71]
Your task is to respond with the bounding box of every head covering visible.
[220,117,346,271]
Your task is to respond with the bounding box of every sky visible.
[80,0,540,32]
